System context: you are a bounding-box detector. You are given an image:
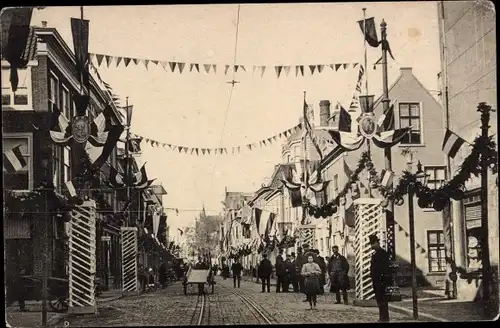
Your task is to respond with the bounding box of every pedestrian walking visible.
[258,254,273,293]
[289,253,299,292]
[313,249,327,294]
[159,261,167,288]
[328,245,350,304]
[275,255,287,293]
[231,258,243,288]
[301,254,322,310]
[222,264,230,280]
[299,244,317,302]
[369,234,391,322]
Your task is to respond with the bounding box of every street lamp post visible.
[407,160,429,320]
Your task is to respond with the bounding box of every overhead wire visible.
[206,4,242,202]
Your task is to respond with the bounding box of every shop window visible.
[427,230,446,272]
[463,193,482,270]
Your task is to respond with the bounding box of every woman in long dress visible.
[301,254,322,309]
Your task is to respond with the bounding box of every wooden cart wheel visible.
[49,297,69,313]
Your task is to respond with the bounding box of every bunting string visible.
[89,53,360,78]
[130,123,319,155]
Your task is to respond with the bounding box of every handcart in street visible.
[182,265,215,295]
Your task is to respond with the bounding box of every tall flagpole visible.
[362,8,372,160]
[381,19,400,301]
[302,91,308,226]
[125,97,131,227]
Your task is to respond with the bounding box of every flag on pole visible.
[357,17,380,48]
[123,105,133,126]
[65,180,77,198]
[377,102,396,132]
[379,169,394,188]
[70,17,90,90]
[442,129,466,158]
[3,145,27,173]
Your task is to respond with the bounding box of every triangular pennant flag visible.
[190,63,196,72]
[152,60,159,66]
[317,65,324,73]
[284,130,289,138]
[275,66,283,78]
[237,146,240,153]
[240,65,246,72]
[204,64,211,74]
[284,66,291,76]
[183,147,189,154]
[247,144,252,150]
[178,62,185,74]
[329,64,334,70]
[252,65,257,75]
[133,58,140,65]
[143,59,149,70]
[150,139,155,146]
[353,63,359,68]
[195,148,199,156]
[212,64,217,74]
[194,63,199,72]
[116,56,123,67]
[260,66,266,78]
[162,143,167,148]
[234,65,239,73]
[299,65,304,76]
[309,65,316,75]
[169,62,177,72]
[178,146,183,153]
[343,63,349,69]
[262,139,267,147]
[201,148,206,155]
[160,61,168,71]
[96,54,104,67]
[207,149,211,155]
[225,65,230,75]
[335,63,342,71]
[267,137,273,144]
[273,136,278,142]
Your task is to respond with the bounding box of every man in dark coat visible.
[159,260,167,288]
[284,257,294,292]
[295,246,306,293]
[275,256,287,293]
[328,245,350,304]
[288,253,299,292]
[231,258,243,288]
[258,254,273,293]
[6,266,26,311]
[313,249,327,294]
[369,234,391,322]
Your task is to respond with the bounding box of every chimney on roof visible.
[41,21,47,27]
[400,67,412,75]
[319,100,331,127]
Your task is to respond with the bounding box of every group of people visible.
[225,234,391,321]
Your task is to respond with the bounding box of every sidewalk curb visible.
[47,295,123,326]
[389,303,448,322]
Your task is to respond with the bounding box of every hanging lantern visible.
[433,197,446,211]
[417,197,430,209]
[339,197,346,206]
[395,197,404,206]
[380,198,389,208]
[450,188,465,201]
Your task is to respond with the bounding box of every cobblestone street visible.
[52,277,418,326]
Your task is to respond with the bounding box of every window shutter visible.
[465,204,481,229]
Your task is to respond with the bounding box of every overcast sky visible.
[32,2,441,231]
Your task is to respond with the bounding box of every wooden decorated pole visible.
[121,96,139,295]
[353,198,384,302]
[68,200,97,314]
[478,102,493,318]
